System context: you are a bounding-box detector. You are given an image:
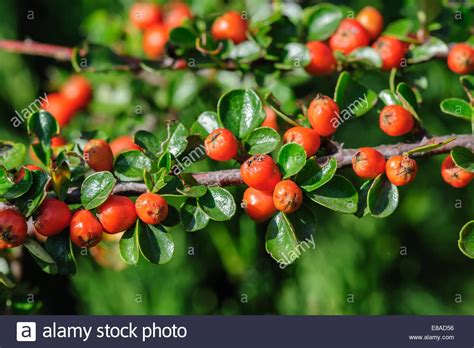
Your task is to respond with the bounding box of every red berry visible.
[329,19,370,55]
[164,2,192,30]
[84,139,114,172]
[0,209,28,249]
[42,93,75,127]
[135,192,169,225]
[60,75,92,110]
[305,41,336,76]
[204,128,239,161]
[242,187,277,222]
[441,155,473,188]
[211,11,247,44]
[352,147,386,179]
[356,6,383,40]
[240,154,282,192]
[283,126,321,157]
[379,105,415,136]
[261,106,278,131]
[109,136,142,157]
[447,43,474,74]
[143,24,168,59]
[386,155,417,186]
[97,195,137,234]
[372,36,407,70]
[129,2,162,30]
[51,136,67,148]
[34,198,72,237]
[273,180,303,214]
[70,210,103,248]
[308,95,340,136]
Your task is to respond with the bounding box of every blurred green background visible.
[0,0,473,315]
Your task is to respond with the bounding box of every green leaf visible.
[72,43,129,72]
[451,146,474,173]
[460,75,474,101]
[396,82,422,123]
[167,122,189,157]
[178,185,207,198]
[355,180,372,218]
[81,171,116,210]
[169,27,196,48]
[383,19,414,41]
[408,37,448,64]
[134,130,161,158]
[198,187,236,221]
[246,127,281,155]
[405,137,456,156]
[45,232,76,276]
[190,111,220,137]
[161,205,180,227]
[334,71,378,118]
[280,43,311,69]
[120,221,140,265]
[52,161,71,202]
[0,142,26,171]
[0,272,14,288]
[114,150,152,181]
[379,90,402,106]
[458,220,474,259]
[305,175,358,213]
[367,174,399,218]
[218,89,265,139]
[15,170,49,217]
[180,202,209,231]
[306,3,343,41]
[138,223,174,264]
[228,41,262,63]
[277,143,306,179]
[0,167,32,199]
[296,157,337,192]
[440,98,472,121]
[347,47,383,69]
[23,237,56,265]
[265,209,316,265]
[27,110,59,146]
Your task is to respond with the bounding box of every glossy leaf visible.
[0,142,26,171]
[15,170,49,217]
[81,171,116,210]
[246,127,281,155]
[347,47,383,69]
[139,223,174,264]
[305,175,358,213]
[120,221,140,265]
[23,237,58,275]
[383,19,414,40]
[306,3,343,41]
[367,174,399,218]
[296,157,337,192]
[198,187,236,221]
[451,146,474,172]
[134,130,161,158]
[440,98,472,121]
[115,150,152,181]
[0,167,32,199]
[408,37,448,64]
[334,71,378,118]
[458,220,474,259]
[180,202,210,232]
[277,143,306,179]
[45,232,76,276]
[191,111,220,137]
[218,89,265,139]
[396,82,422,123]
[379,89,401,106]
[27,110,59,146]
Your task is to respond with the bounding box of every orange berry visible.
[42,93,75,127]
[447,43,474,74]
[261,106,278,131]
[372,36,407,70]
[329,19,370,55]
[143,24,168,59]
[135,192,169,225]
[211,11,247,44]
[164,2,192,30]
[97,195,137,234]
[204,128,239,162]
[273,180,303,214]
[379,105,415,136]
[109,136,142,157]
[386,155,417,186]
[70,210,103,248]
[60,75,92,110]
[242,187,277,222]
[283,127,321,157]
[352,147,386,179]
[441,155,473,188]
[129,2,162,30]
[308,95,340,136]
[84,139,114,172]
[240,154,282,192]
[305,41,336,76]
[356,6,383,40]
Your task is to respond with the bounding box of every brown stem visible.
[64,134,473,203]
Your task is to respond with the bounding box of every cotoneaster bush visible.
[0,1,473,287]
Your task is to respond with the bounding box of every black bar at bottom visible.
[0,315,472,347]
